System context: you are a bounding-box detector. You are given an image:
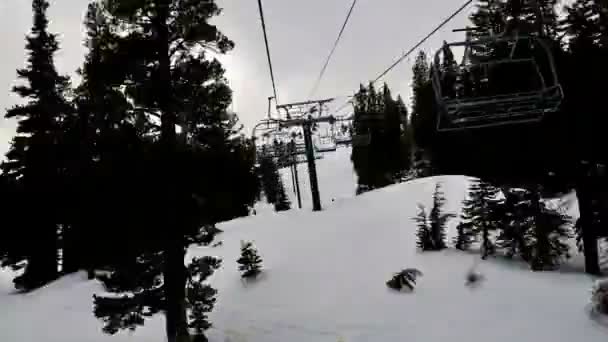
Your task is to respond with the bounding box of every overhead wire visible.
[257,0,280,103]
[372,0,474,84]
[330,0,474,115]
[308,0,359,98]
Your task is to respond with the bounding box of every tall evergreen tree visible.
[428,183,454,250]
[559,0,608,274]
[410,51,436,152]
[461,179,502,259]
[506,189,573,270]
[87,2,251,342]
[60,1,127,275]
[470,0,558,38]
[415,204,433,251]
[259,154,289,212]
[351,83,411,191]
[415,183,454,251]
[0,0,71,290]
[494,189,532,260]
[527,200,572,271]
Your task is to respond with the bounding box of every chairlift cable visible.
[257,0,280,103]
[372,0,474,84]
[332,0,474,116]
[308,0,359,98]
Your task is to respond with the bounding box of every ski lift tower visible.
[276,98,336,211]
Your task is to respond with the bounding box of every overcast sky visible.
[0,0,474,157]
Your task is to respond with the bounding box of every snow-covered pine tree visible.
[453,221,476,251]
[495,189,532,260]
[429,183,455,250]
[453,193,477,251]
[237,241,263,278]
[526,193,573,271]
[415,204,433,251]
[386,268,423,291]
[461,179,502,259]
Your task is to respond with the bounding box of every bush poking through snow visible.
[591,279,608,316]
[453,222,476,251]
[237,241,263,278]
[386,268,423,291]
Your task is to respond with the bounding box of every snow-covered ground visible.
[2,147,608,342]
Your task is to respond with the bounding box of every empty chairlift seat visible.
[433,35,563,131]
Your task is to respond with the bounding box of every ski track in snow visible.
[2,147,608,342]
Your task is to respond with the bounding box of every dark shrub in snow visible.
[592,279,608,315]
[237,241,263,278]
[386,268,423,291]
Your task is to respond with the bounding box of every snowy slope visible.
[1,149,608,342]
[255,146,358,214]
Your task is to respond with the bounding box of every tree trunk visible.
[61,224,80,274]
[156,2,190,341]
[576,183,600,275]
[19,221,58,290]
[164,244,190,342]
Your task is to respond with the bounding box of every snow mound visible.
[199,176,606,342]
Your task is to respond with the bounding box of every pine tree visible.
[274,180,291,212]
[351,83,410,191]
[87,2,247,342]
[560,2,608,275]
[60,2,124,276]
[526,192,572,271]
[461,179,502,259]
[415,204,433,251]
[429,183,454,250]
[439,41,458,99]
[410,51,436,150]
[494,189,532,260]
[259,155,290,211]
[453,221,476,251]
[470,0,559,38]
[0,0,71,290]
[396,95,413,174]
[494,188,572,270]
[237,241,263,278]
[186,256,221,338]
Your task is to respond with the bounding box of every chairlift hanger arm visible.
[278,116,336,128]
[276,98,336,110]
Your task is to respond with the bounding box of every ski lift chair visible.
[433,35,563,132]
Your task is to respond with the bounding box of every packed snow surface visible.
[1,147,607,342]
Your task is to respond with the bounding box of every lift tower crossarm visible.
[276,98,335,110]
